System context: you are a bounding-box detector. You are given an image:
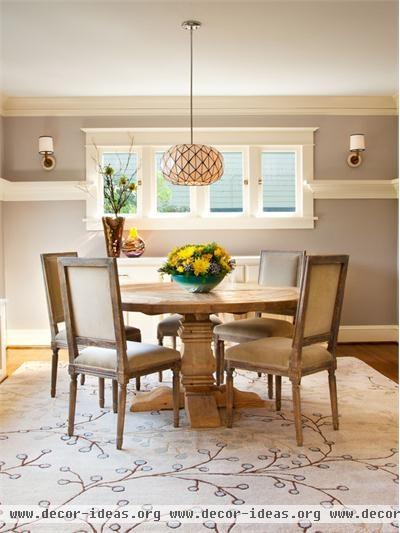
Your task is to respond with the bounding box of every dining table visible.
[120,281,299,428]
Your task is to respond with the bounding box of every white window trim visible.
[83,127,317,230]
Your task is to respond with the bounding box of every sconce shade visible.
[350,134,365,152]
[39,136,54,154]
[161,144,224,185]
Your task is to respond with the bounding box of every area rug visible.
[0,357,398,532]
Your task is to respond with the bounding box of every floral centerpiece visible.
[159,242,235,293]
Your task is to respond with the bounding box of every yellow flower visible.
[177,266,184,273]
[177,246,197,260]
[193,257,210,276]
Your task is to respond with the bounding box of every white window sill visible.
[85,215,317,231]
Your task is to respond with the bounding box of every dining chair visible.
[58,257,181,450]
[214,250,305,393]
[225,254,349,446]
[41,252,142,399]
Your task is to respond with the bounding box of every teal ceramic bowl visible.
[171,273,226,293]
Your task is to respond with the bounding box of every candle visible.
[128,227,138,239]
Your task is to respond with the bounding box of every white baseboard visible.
[6,325,399,347]
[337,325,398,343]
[7,329,50,347]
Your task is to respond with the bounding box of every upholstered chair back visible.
[258,250,305,287]
[41,252,78,328]
[58,258,127,364]
[293,255,349,350]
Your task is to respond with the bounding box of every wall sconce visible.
[347,133,366,168]
[38,136,56,171]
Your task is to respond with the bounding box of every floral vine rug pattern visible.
[0,357,398,533]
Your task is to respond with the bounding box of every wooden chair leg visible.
[267,374,274,399]
[98,377,105,408]
[80,374,85,386]
[50,348,59,398]
[68,374,78,436]
[112,380,118,413]
[135,376,141,390]
[172,365,180,428]
[172,336,177,350]
[226,366,234,428]
[291,379,303,446]
[216,339,225,386]
[116,383,127,450]
[215,338,220,386]
[257,372,262,378]
[328,370,339,430]
[158,337,163,382]
[275,375,281,411]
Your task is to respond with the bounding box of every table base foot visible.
[185,393,221,428]
[215,385,266,409]
[130,385,266,425]
[130,386,184,412]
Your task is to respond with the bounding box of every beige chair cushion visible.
[55,329,67,344]
[124,326,142,342]
[75,341,180,373]
[55,326,141,345]
[226,336,332,371]
[258,251,304,287]
[158,313,222,337]
[214,317,293,342]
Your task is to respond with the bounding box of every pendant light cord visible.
[190,25,193,144]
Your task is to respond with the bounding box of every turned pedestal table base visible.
[130,314,265,427]
[121,281,298,428]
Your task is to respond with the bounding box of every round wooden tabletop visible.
[120,281,299,315]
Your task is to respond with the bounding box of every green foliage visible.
[156,171,190,213]
[101,154,137,217]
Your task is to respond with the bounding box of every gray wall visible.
[3,114,398,181]
[3,198,397,330]
[0,201,4,299]
[1,114,398,332]
[0,116,4,298]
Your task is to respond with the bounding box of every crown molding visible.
[2,95,398,117]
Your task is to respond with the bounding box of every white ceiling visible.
[1,1,398,97]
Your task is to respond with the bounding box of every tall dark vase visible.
[102,216,125,257]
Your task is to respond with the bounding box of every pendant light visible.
[161,20,224,186]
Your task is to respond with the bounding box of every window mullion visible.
[135,147,145,217]
[242,146,250,216]
[248,146,262,216]
[193,185,208,217]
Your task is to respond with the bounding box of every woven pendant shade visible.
[161,143,224,186]
[161,20,224,186]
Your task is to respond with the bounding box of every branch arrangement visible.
[94,138,138,218]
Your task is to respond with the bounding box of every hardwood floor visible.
[336,343,398,383]
[5,343,399,383]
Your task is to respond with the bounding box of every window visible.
[84,127,315,230]
[102,152,137,214]
[262,151,296,213]
[155,152,190,213]
[209,152,243,213]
